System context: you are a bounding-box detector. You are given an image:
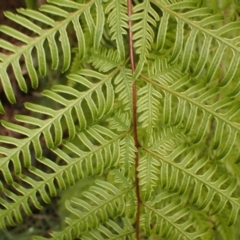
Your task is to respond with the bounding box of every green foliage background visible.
[0,0,240,239]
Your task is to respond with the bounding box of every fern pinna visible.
[0,0,240,239]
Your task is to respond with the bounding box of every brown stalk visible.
[127,0,141,239]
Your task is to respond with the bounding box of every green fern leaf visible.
[0,124,123,228]
[89,48,122,72]
[0,0,103,106]
[137,83,162,139]
[35,180,132,240]
[1,0,240,238]
[131,0,159,78]
[143,191,206,239]
[105,0,128,60]
[0,68,116,183]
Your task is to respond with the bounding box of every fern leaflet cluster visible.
[0,0,240,239]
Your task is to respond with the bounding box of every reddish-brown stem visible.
[127,0,141,239]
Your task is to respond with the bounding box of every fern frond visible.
[0,68,116,183]
[0,169,54,228]
[118,134,136,178]
[89,48,122,72]
[105,0,128,60]
[150,126,185,152]
[106,111,135,179]
[143,191,206,239]
[131,0,159,78]
[152,0,240,85]
[138,151,161,201]
[0,124,124,228]
[93,0,105,50]
[144,145,240,225]
[81,218,135,240]
[0,0,105,105]
[34,180,132,240]
[0,0,240,238]
[114,68,132,110]
[147,57,183,86]
[110,169,133,189]
[143,71,240,157]
[137,82,162,140]
[109,170,136,220]
[107,111,131,132]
